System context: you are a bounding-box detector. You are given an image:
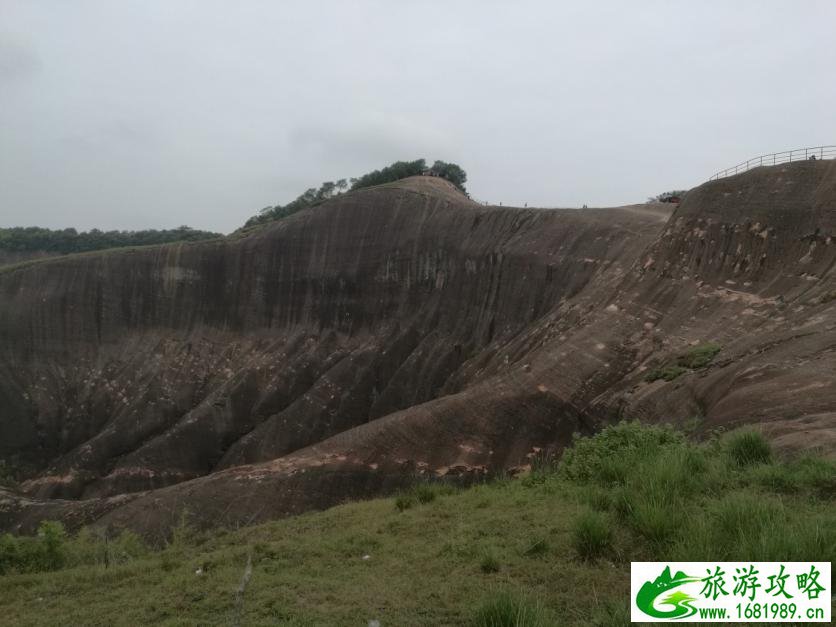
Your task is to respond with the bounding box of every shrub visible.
[521,451,558,486]
[0,521,67,574]
[677,342,721,369]
[559,421,684,485]
[571,510,613,560]
[645,342,721,382]
[0,533,21,575]
[37,521,67,570]
[472,591,543,627]
[625,495,682,546]
[168,510,201,550]
[725,430,771,467]
[394,494,415,512]
[412,483,438,504]
[480,551,501,573]
[645,365,688,382]
[69,528,148,567]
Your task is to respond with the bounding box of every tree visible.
[317,181,336,200]
[243,158,469,229]
[648,189,688,203]
[0,225,221,257]
[430,160,467,192]
[349,159,427,191]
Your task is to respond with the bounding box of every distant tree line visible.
[0,225,222,256]
[244,158,467,228]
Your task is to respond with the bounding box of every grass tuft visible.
[479,551,501,573]
[472,591,543,627]
[725,429,772,467]
[571,510,613,560]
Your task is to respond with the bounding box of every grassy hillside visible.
[1,424,833,626]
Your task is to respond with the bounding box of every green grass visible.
[725,429,772,466]
[645,364,688,382]
[645,342,722,382]
[472,591,544,626]
[479,551,501,573]
[394,482,456,512]
[676,342,722,369]
[0,422,833,625]
[571,510,614,560]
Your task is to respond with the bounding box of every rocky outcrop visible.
[1,164,835,538]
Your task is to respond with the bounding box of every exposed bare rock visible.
[1,163,835,538]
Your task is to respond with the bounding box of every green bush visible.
[624,494,682,546]
[559,421,684,484]
[746,456,836,496]
[677,342,722,369]
[571,510,613,560]
[521,451,558,487]
[69,528,148,567]
[668,491,835,561]
[472,591,543,627]
[244,158,468,229]
[38,521,67,570]
[725,430,772,467]
[560,423,835,565]
[395,494,415,512]
[0,521,152,575]
[645,365,688,382]
[480,551,501,573]
[0,225,220,257]
[645,342,721,382]
[0,520,67,574]
[412,483,438,504]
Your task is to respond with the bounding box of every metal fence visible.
[709,145,836,181]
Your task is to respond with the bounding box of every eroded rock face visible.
[1,165,835,538]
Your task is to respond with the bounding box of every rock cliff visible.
[1,164,834,537]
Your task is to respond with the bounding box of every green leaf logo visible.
[636,566,701,620]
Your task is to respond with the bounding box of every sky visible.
[1,1,835,234]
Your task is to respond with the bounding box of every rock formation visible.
[1,162,834,538]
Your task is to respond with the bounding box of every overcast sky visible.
[1,1,835,233]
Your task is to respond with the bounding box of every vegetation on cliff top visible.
[0,225,222,258]
[647,189,689,203]
[1,422,832,625]
[243,158,467,228]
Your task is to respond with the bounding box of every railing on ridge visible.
[709,145,836,181]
